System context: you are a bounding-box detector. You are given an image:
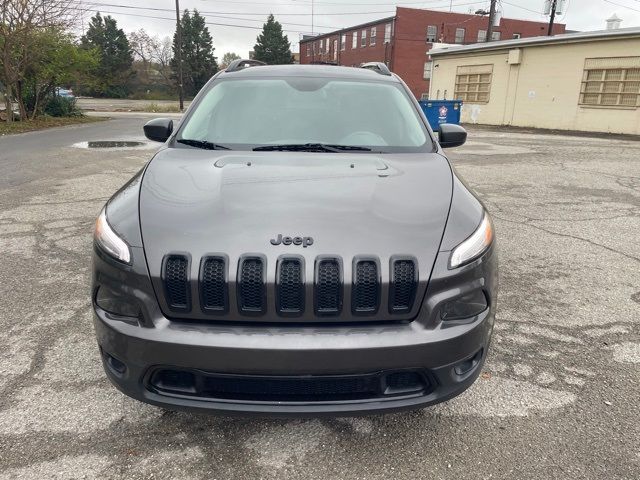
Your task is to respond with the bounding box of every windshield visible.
[177,77,432,153]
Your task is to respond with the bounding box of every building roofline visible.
[430,26,640,56]
[299,5,567,45]
[299,16,395,44]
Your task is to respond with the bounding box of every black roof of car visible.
[219,64,400,82]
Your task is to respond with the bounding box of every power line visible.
[603,0,640,12]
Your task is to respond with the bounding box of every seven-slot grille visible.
[161,255,418,318]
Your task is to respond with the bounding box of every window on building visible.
[384,23,392,43]
[513,33,521,39]
[423,61,433,80]
[420,93,430,100]
[341,34,346,51]
[352,32,358,49]
[306,45,310,57]
[477,30,487,42]
[455,28,465,43]
[333,40,338,60]
[326,39,330,53]
[426,25,438,42]
[371,27,377,46]
[491,31,501,41]
[361,29,367,47]
[580,57,640,107]
[455,64,493,103]
[320,39,324,51]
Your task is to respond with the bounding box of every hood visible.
[140,148,453,322]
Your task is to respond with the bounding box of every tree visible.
[129,29,173,92]
[171,9,218,97]
[0,0,76,121]
[253,15,293,65]
[81,12,134,98]
[23,30,98,118]
[220,52,241,69]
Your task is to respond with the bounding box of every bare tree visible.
[0,0,79,121]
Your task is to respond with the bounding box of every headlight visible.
[94,207,131,264]
[449,212,493,269]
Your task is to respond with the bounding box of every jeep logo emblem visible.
[270,234,314,248]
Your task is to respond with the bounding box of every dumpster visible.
[418,100,462,131]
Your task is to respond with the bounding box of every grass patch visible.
[0,116,106,136]
[134,102,183,113]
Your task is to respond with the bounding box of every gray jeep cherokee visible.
[92,61,497,416]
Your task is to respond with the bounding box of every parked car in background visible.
[55,87,74,99]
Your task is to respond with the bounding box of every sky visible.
[77,0,640,57]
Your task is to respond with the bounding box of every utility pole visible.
[547,0,557,36]
[311,0,314,34]
[486,0,497,42]
[175,0,184,111]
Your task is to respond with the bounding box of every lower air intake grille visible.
[353,259,380,314]
[149,368,433,402]
[390,258,418,313]
[238,256,265,314]
[277,258,304,315]
[316,258,342,315]
[201,257,227,312]
[164,255,190,311]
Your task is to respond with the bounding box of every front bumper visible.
[94,308,492,417]
[92,245,497,417]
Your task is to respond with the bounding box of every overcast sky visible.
[79,0,640,57]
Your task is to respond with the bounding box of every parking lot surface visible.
[0,117,638,479]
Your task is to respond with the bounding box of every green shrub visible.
[44,96,83,117]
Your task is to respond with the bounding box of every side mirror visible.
[438,123,467,148]
[143,118,174,143]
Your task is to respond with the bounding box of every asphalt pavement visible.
[0,114,638,479]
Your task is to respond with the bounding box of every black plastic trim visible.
[199,254,229,314]
[161,253,192,313]
[236,254,267,315]
[351,256,381,316]
[275,255,306,317]
[388,255,419,314]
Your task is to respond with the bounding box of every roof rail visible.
[360,62,392,76]
[225,59,266,73]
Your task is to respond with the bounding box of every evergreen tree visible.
[81,13,134,97]
[254,15,293,65]
[171,10,218,97]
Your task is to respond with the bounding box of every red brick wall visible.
[393,7,566,98]
[299,7,566,99]
[300,19,395,66]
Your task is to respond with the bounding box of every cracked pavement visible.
[0,117,638,479]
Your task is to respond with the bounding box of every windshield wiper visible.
[177,138,231,150]
[253,143,372,153]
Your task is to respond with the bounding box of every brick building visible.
[299,7,566,99]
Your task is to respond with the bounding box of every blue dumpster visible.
[418,100,462,131]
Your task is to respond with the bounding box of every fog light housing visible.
[96,285,141,318]
[441,290,488,320]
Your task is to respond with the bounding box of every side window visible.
[361,29,367,47]
[477,30,487,42]
[455,64,493,103]
[426,25,438,42]
[423,61,433,80]
[370,27,377,46]
[384,23,392,43]
[455,28,465,44]
[580,57,640,107]
[352,32,358,49]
